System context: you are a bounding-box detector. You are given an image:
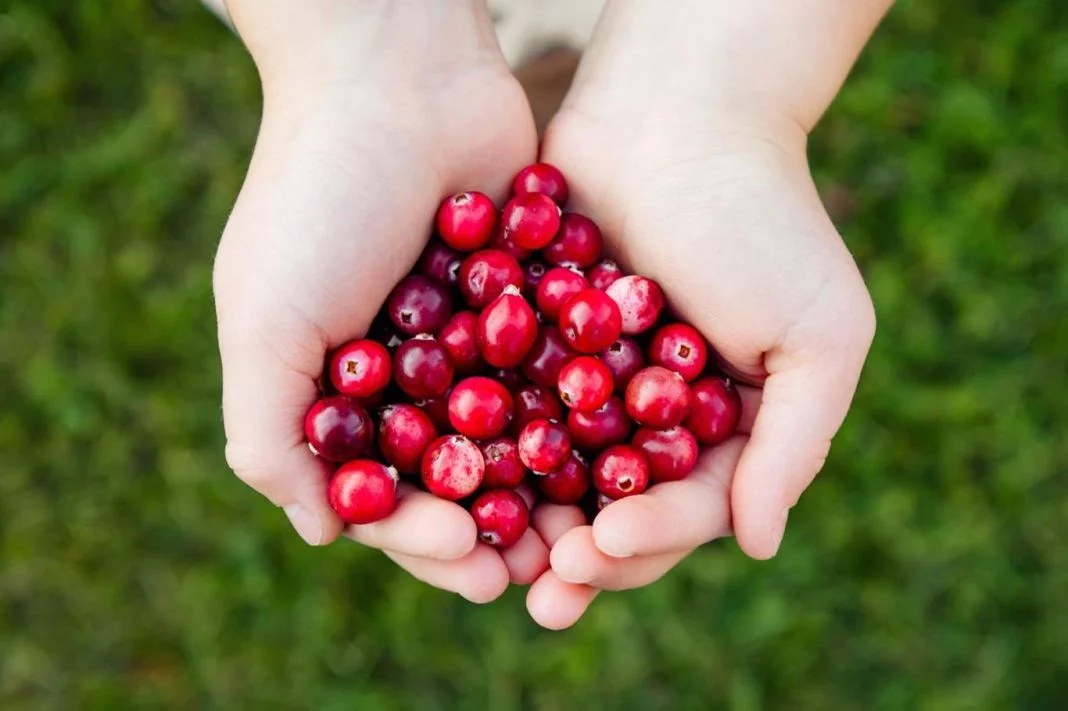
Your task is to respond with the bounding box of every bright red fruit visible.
[387,275,453,336]
[543,214,603,268]
[522,324,577,387]
[566,395,631,451]
[435,191,496,251]
[471,488,529,548]
[448,376,514,439]
[632,426,699,483]
[536,266,588,320]
[586,259,622,290]
[513,385,564,430]
[512,162,569,206]
[518,419,572,473]
[458,249,523,309]
[649,323,709,382]
[605,275,665,335]
[592,445,650,499]
[328,460,399,524]
[393,335,454,399]
[502,193,561,250]
[477,285,538,368]
[685,377,742,445]
[559,288,624,353]
[421,435,485,500]
[437,311,483,374]
[480,437,527,488]
[625,366,692,429]
[328,338,392,398]
[599,338,645,392]
[304,395,375,462]
[537,451,590,505]
[557,356,614,412]
[378,404,437,473]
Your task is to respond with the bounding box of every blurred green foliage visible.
[2,1,1067,709]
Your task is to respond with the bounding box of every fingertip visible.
[526,571,598,631]
[346,492,477,560]
[458,545,511,604]
[591,496,656,558]
[548,526,599,584]
[734,504,789,560]
[500,527,551,586]
[532,503,588,547]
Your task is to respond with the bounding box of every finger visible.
[345,484,476,560]
[499,527,551,585]
[736,384,762,435]
[526,570,599,631]
[531,503,588,547]
[386,544,510,604]
[552,526,692,590]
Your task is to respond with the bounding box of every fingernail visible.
[284,504,323,546]
[769,508,789,557]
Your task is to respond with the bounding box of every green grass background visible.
[2,1,1067,708]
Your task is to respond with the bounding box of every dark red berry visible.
[685,377,742,445]
[328,460,399,524]
[502,193,561,250]
[387,275,453,336]
[492,223,533,261]
[512,162,569,205]
[421,434,485,500]
[328,339,392,398]
[518,419,572,473]
[586,260,622,290]
[632,426,699,483]
[393,335,455,399]
[415,391,452,432]
[592,445,650,499]
[477,285,538,368]
[437,311,483,374]
[490,367,528,391]
[599,338,645,392]
[458,249,523,309]
[536,266,588,321]
[522,260,548,300]
[378,404,438,473]
[522,324,577,387]
[625,366,692,428]
[537,451,590,505]
[557,356,614,412]
[649,323,709,382]
[480,437,527,488]
[418,240,463,286]
[304,395,375,462]
[513,385,565,430]
[605,275,665,335]
[566,395,631,451]
[448,376,514,440]
[559,288,623,353]
[471,488,529,548]
[543,213,603,268]
[435,191,496,252]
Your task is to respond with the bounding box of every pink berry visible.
[586,259,622,290]
[421,434,485,500]
[543,214,603,268]
[625,366,692,429]
[513,385,565,430]
[537,451,590,505]
[470,488,529,548]
[492,223,533,261]
[557,356,614,412]
[458,249,523,309]
[448,376,514,440]
[393,335,454,399]
[649,323,709,382]
[685,377,742,445]
[599,338,645,392]
[378,403,438,473]
[511,162,569,205]
[437,311,483,374]
[592,445,650,499]
[522,324,577,387]
[522,260,548,300]
[518,419,572,473]
[387,275,453,336]
[501,193,561,250]
[328,338,392,398]
[328,460,399,525]
[435,191,496,252]
[566,395,631,451]
[304,395,375,462]
[632,426,699,483]
[559,288,623,353]
[414,390,452,432]
[418,240,463,287]
[480,437,527,488]
[535,266,588,321]
[605,275,665,335]
[477,285,538,368]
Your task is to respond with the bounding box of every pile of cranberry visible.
[303,163,741,549]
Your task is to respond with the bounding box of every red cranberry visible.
[586,259,623,290]
[490,367,528,391]
[649,323,709,382]
[414,391,452,432]
[557,356,614,412]
[328,460,399,524]
[685,377,742,445]
[537,451,590,505]
[501,193,561,250]
[458,249,523,309]
[632,426,699,483]
[625,366,692,428]
[421,434,485,500]
[393,335,455,399]
[511,162,569,206]
[543,214,603,268]
[559,288,623,353]
[477,286,538,368]
[387,275,453,336]
[513,385,564,430]
[435,191,496,252]
[518,419,572,473]
[522,260,548,300]
[605,275,665,335]
[592,445,650,499]
[437,311,483,374]
[535,266,588,321]
[522,324,577,387]
[304,395,375,462]
[492,223,533,261]
[480,437,527,488]
[418,240,463,287]
[328,339,392,398]
[448,376,514,440]
[599,338,645,392]
[378,403,438,473]
[470,488,529,548]
[566,395,631,451]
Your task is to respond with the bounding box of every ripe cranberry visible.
[543,214,603,268]
[448,376,514,439]
[418,240,463,287]
[501,193,561,250]
[421,434,485,500]
[387,275,453,336]
[522,325,578,388]
[586,259,623,290]
[470,488,529,548]
[480,437,527,488]
[599,338,645,392]
[557,356,614,413]
[649,323,709,382]
[492,223,533,261]
[477,286,538,368]
[458,249,523,309]
[414,390,452,432]
[559,288,623,353]
[566,396,631,451]
[535,267,588,321]
[328,338,392,398]
[437,311,483,374]
[632,426,699,483]
[537,451,590,505]
[328,460,399,525]
[592,445,650,499]
[518,419,572,473]
[685,376,742,445]
[393,335,455,399]
[435,191,496,252]
[605,275,665,335]
[513,385,564,430]
[378,404,438,473]
[522,260,548,300]
[625,366,692,428]
[511,162,569,206]
[304,395,375,462]
[490,367,527,391]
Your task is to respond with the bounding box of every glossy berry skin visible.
[480,437,527,488]
[599,338,645,392]
[522,261,548,299]
[536,267,588,321]
[501,193,561,250]
[492,223,533,261]
[559,288,624,354]
[632,426,699,483]
[605,275,665,335]
[470,488,529,548]
[387,275,453,336]
[537,451,590,505]
[304,396,375,462]
[393,336,455,399]
[414,391,452,433]
[557,356,614,413]
[421,434,485,500]
[592,445,650,499]
[378,404,438,473]
[566,395,631,451]
[586,260,623,290]
[437,311,483,374]
[458,249,523,309]
[512,162,569,206]
[543,213,603,268]
[490,367,528,391]
[522,325,577,387]
[328,460,399,525]
[518,419,572,473]
[513,385,564,430]
[418,240,463,287]
[448,376,514,440]
[328,339,392,398]
[685,377,742,445]
[649,323,709,382]
[625,366,692,428]
[477,286,538,368]
[435,191,497,252]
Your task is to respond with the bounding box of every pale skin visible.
[213,0,889,627]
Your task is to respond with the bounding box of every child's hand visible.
[213,1,547,602]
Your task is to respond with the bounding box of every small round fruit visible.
[625,366,692,429]
[418,240,463,286]
[477,286,538,368]
[394,335,455,399]
[435,191,497,251]
[437,311,483,374]
[480,437,527,488]
[501,193,561,250]
[387,275,453,336]
[448,376,514,440]
[458,249,523,309]
[512,162,569,205]
[592,445,650,499]
[329,338,392,398]
[492,223,533,261]
[522,324,577,387]
[605,275,665,335]
[649,323,709,382]
[522,260,548,299]
[421,435,485,500]
[559,288,624,353]
[599,338,645,392]
[685,377,742,445]
[632,426,699,483]
[566,396,631,451]
[537,451,590,505]
[304,396,375,462]
[518,419,572,473]
[557,356,614,412]
[535,266,588,321]
[471,488,529,548]
[586,259,623,290]
[328,460,399,525]
[414,391,452,432]
[378,403,438,473]
[513,385,565,430]
[490,367,527,391]
[543,213,603,268]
